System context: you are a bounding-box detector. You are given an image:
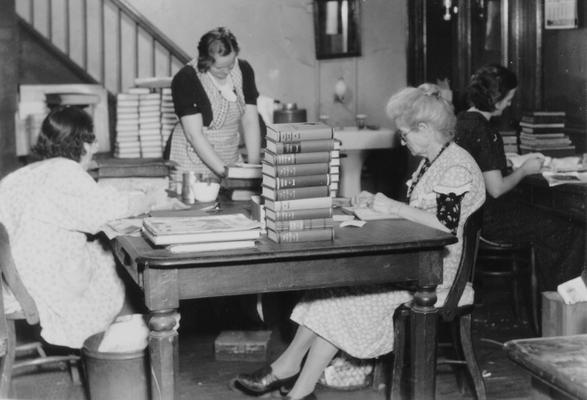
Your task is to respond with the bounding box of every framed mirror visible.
[313,0,361,60]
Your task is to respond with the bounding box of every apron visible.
[169,61,246,182]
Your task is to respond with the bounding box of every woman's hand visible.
[352,190,374,207]
[372,193,404,215]
[520,155,544,176]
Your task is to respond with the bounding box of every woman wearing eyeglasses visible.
[166,27,261,182]
[230,84,485,400]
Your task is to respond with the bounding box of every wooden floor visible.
[9,282,536,400]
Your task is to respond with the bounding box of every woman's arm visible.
[483,156,543,198]
[241,104,261,164]
[372,193,450,232]
[180,113,227,176]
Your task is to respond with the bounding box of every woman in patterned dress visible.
[0,107,159,348]
[231,84,486,400]
[166,27,261,181]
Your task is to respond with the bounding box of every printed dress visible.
[0,158,136,348]
[291,143,486,359]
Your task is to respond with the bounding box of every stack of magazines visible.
[142,213,261,253]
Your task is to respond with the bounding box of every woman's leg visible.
[271,325,317,378]
[287,335,338,399]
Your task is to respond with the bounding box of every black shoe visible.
[283,393,317,400]
[230,365,298,396]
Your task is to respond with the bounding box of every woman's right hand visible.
[352,190,374,207]
[520,156,544,176]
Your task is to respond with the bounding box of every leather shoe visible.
[230,365,298,396]
[283,393,317,400]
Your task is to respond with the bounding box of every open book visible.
[342,206,401,221]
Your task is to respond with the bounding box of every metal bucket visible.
[273,103,307,123]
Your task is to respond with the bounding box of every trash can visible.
[82,331,150,400]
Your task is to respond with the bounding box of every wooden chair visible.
[374,207,486,400]
[475,237,539,335]
[0,222,80,398]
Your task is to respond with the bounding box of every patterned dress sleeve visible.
[433,165,473,234]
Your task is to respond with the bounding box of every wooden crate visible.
[214,330,272,362]
[541,291,587,337]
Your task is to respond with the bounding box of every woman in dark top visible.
[167,27,261,181]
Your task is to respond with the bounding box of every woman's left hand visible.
[372,193,404,215]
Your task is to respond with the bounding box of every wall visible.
[124,0,407,129]
[542,3,587,152]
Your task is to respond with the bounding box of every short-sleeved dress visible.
[167,59,259,180]
[0,158,139,348]
[291,143,485,359]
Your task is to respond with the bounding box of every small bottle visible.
[182,171,195,204]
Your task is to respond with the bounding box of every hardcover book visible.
[262,185,330,201]
[167,240,257,254]
[265,207,333,221]
[262,162,339,177]
[263,174,332,189]
[267,227,335,243]
[263,150,338,165]
[226,164,262,179]
[264,196,333,212]
[265,139,337,154]
[266,122,333,142]
[266,217,334,231]
[520,121,565,129]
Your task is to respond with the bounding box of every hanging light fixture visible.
[334,77,347,103]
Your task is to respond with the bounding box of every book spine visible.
[267,227,334,243]
[265,196,332,211]
[521,116,566,124]
[263,185,330,201]
[267,218,334,231]
[265,151,334,165]
[267,139,334,154]
[273,163,331,177]
[266,124,333,142]
[265,207,333,221]
[265,174,330,189]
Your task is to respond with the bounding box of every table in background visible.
[112,204,456,400]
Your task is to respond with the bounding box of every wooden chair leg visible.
[459,314,486,400]
[511,257,522,321]
[0,320,17,398]
[449,321,467,394]
[528,245,540,335]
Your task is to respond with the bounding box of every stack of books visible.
[262,122,339,243]
[138,92,163,158]
[519,111,576,157]
[223,164,263,201]
[500,130,519,154]
[114,90,142,158]
[160,87,177,149]
[142,213,261,253]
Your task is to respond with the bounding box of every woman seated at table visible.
[230,84,486,400]
[0,106,159,349]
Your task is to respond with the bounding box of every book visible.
[167,240,257,254]
[265,207,333,221]
[262,185,330,201]
[266,138,337,154]
[45,92,100,106]
[89,158,174,179]
[262,162,338,177]
[222,178,262,189]
[343,206,402,221]
[263,150,337,165]
[264,196,333,211]
[143,213,261,245]
[520,132,566,139]
[266,122,333,142]
[521,111,566,124]
[267,227,334,243]
[266,217,334,231]
[226,164,262,179]
[520,121,565,129]
[263,174,332,189]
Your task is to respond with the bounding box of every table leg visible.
[410,285,438,400]
[148,309,179,400]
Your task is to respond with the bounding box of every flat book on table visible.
[226,164,262,179]
[265,122,333,142]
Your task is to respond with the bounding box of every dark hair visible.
[31,106,95,162]
[196,27,239,72]
[467,64,518,112]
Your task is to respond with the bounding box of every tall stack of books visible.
[500,130,519,154]
[142,213,261,253]
[262,122,339,243]
[138,92,163,158]
[160,87,177,149]
[114,90,141,158]
[519,111,576,157]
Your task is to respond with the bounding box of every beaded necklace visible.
[407,142,450,199]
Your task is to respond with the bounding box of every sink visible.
[333,127,397,198]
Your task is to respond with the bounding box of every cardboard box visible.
[541,291,587,337]
[214,330,271,362]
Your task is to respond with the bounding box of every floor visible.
[8,281,537,400]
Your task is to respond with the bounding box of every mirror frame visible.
[313,0,361,60]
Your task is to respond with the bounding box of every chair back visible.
[0,223,39,325]
[439,207,483,322]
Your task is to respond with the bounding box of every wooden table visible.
[505,334,587,400]
[112,208,456,400]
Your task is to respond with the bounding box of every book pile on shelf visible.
[142,213,261,253]
[114,90,141,158]
[160,87,178,149]
[500,129,519,154]
[139,91,163,158]
[262,122,339,243]
[519,111,576,157]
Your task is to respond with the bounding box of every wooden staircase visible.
[16,0,190,94]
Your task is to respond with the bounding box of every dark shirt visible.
[171,59,259,126]
[455,111,507,174]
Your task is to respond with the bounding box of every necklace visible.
[407,142,450,199]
